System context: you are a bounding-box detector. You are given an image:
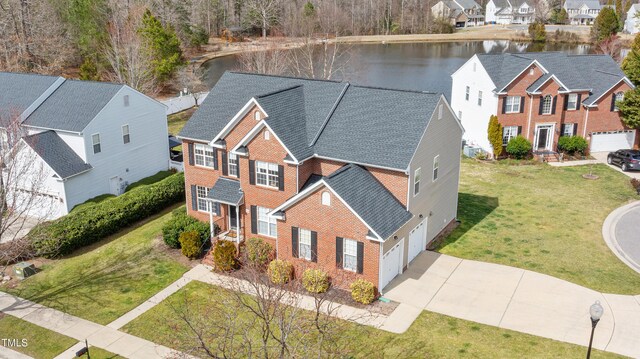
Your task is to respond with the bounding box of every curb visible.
[602,201,640,275]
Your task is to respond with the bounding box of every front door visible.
[229,205,239,230]
[535,125,553,151]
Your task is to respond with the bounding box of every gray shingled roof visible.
[564,0,601,10]
[23,131,92,179]
[0,72,61,123]
[23,80,124,132]
[207,177,244,205]
[491,0,509,8]
[180,72,442,171]
[324,164,412,240]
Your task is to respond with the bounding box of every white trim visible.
[526,94,534,139]
[19,77,66,122]
[587,78,635,106]
[528,74,570,94]
[210,98,268,146]
[230,120,299,164]
[533,123,555,151]
[498,60,548,93]
[311,154,406,173]
[21,125,82,135]
[91,132,101,154]
[583,107,590,137]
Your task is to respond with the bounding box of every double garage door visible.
[590,131,636,153]
[380,220,427,290]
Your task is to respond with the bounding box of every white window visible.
[505,96,521,113]
[563,123,575,137]
[458,111,462,120]
[122,125,130,144]
[542,95,553,115]
[321,191,331,206]
[465,86,470,101]
[254,111,261,121]
[299,228,312,260]
[614,92,624,111]
[124,95,129,107]
[438,104,443,120]
[92,133,101,154]
[194,143,215,168]
[256,161,279,188]
[478,91,483,106]
[414,167,421,196]
[257,206,277,237]
[432,155,439,181]
[343,238,358,272]
[567,93,578,110]
[503,126,518,145]
[529,68,535,76]
[196,186,211,212]
[264,130,270,140]
[228,152,238,177]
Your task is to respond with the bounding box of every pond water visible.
[202,40,592,98]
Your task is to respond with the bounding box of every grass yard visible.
[438,159,640,294]
[70,193,115,212]
[124,170,174,192]
[2,209,188,325]
[168,107,196,136]
[0,314,76,358]
[123,281,622,359]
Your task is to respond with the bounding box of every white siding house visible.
[564,0,602,25]
[625,4,640,34]
[485,0,535,24]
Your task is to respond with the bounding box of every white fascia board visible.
[209,98,268,146]
[498,59,549,93]
[587,77,635,105]
[229,120,299,164]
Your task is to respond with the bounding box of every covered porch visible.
[206,177,245,243]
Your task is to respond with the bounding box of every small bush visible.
[506,135,532,159]
[350,279,375,305]
[213,240,238,271]
[557,136,588,155]
[302,268,330,293]
[268,259,293,284]
[162,207,211,249]
[245,237,273,268]
[631,178,640,190]
[179,230,203,259]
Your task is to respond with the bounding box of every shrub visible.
[30,173,186,257]
[268,259,293,284]
[213,240,238,271]
[350,279,375,305]
[631,178,640,190]
[302,268,330,293]
[557,136,588,155]
[506,135,532,159]
[179,230,203,259]
[245,237,273,268]
[528,21,547,43]
[487,115,503,158]
[162,207,211,249]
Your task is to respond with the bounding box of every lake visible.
[202,40,592,98]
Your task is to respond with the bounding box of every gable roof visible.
[23,131,92,179]
[564,0,601,9]
[207,177,244,205]
[490,0,509,8]
[0,72,62,123]
[180,72,443,171]
[23,80,124,132]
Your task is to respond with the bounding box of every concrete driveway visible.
[592,152,640,179]
[382,251,640,358]
[0,217,40,244]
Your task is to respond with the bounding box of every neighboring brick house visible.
[451,52,636,156]
[178,72,464,292]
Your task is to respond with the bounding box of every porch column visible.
[209,201,214,239]
[236,205,240,244]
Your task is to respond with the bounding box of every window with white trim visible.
[122,125,130,144]
[414,167,421,196]
[257,206,277,237]
[92,133,101,154]
[195,143,215,168]
[563,123,575,137]
[465,86,470,101]
[542,95,553,115]
[478,91,483,106]
[299,228,312,260]
[503,126,518,145]
[432,155,439,181]
[567,93,578,110]
[196,186,211,212]
[343,238,357,272]
[321,191,331,206]
[228,152,238,177]
[614,92,624,111]
[256,161,279,188]
[505,96,521,113]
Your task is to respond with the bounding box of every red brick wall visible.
[276,186,381,290]
[587,81,633,131]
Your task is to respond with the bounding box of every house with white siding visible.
[485,0,535,24]
[0,72,170,219]
[563,0,602,25]
[624,4,640,34]
[432,0,485,27]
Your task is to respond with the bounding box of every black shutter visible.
[538,96,544,115]
[573,124,578,136]
[560,124,565,137]
[221,151,228,176]
[249,160,256,185]
[236,159,240,179]
[190,185,197,210]
[291,227,299,258]
[501,97,507,114]
[519,97,525,113]
[250,205,257,234]
[517,126,522,135]
[278,165,285,191]
[563,95,568,111]
[611,94,617,111]
[311,231,318,262]
[188,143,194,166]
[336,237,343,268]
[214,202,220,215]
[213,149,219,170]
[577,94,582,107]
[356,241,364,274]
[551,96,557,115]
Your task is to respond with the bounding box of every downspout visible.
[236,205,240,244]
[208,202,214,239]
[583,107,590,138]
[378,241,384,294]
[526,93,534,139]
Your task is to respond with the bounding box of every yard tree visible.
[591,7,619,42]
[617,88,640,129]
[245,0,282,38]
[139,9,184,83]
[528,21,546,42]
[622,33,640,86]
[488,115,503,158]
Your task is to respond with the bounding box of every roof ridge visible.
[594,69,622,76]
[309,83,350,146]
[350,84,439,94]
[327,163,357,179]
[255,84,303,98]
[63,78,125,87]
[229,71,341,83]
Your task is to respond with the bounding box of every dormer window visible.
[254,111,261,121]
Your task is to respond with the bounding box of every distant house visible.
[485,0,535,24]
[563,0,602,25]
[624,3,640,34]
[0,72,170,219]
[431,0,484,27]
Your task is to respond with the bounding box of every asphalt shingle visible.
[207,177,244,205]
[0,72,61,123]
[23,131,92,179]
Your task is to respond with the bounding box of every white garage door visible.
[381,240,403,290]
[408,220,427,264]
[590,131,636,153]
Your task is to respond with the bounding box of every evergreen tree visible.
[139,9,185,83]
[487,115,503,158]
[618,89,640,129]
[528,22,546,42]
[53,0,109,58]
[591,7,619,42]
[79,57,100,81]
[622,33,640,86]
[550,8,568,24]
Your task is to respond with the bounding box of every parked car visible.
[607,150,640,171]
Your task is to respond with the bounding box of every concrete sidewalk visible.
[382,251,640,358]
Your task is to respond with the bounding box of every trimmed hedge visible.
[30,173,186,257]
[162,207,211,249]
[244,237,274,268]
[302,268,330,293]
[350,279,375,304]
[506,135,532,159]
[213,240,238,271]
[268,259,293,284]
[180,230,202,259]
[557,136,588,155]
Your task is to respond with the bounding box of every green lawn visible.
[437,159,640,294]
[168,107,196,136]
[125,170,174,192]
[71,193,116,212]
[0,314,76,358]
[2,209,188,324]
[82,347,123,359]
[123,281,622,359]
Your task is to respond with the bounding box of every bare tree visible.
[289,37,353,80]
[245,0,281,38]
[236,44,290,75]
[595,34,622,62]
[177,65,209,106]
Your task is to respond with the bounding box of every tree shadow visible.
[435,192,499,250]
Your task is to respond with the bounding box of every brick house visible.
[178,72,464,292]
[450,52,636,156]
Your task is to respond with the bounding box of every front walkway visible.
[382,251,640,358]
